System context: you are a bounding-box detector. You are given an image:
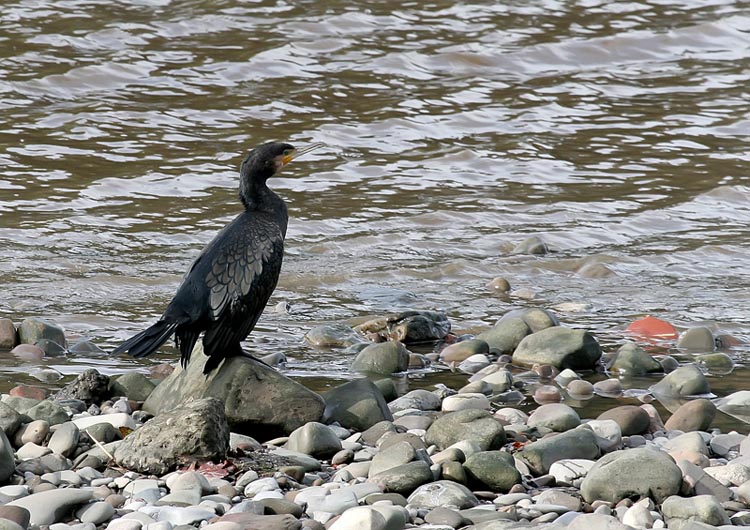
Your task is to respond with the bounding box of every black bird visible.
[113,141,322,374]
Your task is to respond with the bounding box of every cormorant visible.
[113,141,322,374]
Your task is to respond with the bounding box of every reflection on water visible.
[1,0,749,422]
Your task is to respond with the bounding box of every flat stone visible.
[8,488,93,526]
[518,428,600,475]
[440,340,490,362]
[368,441,415,477]
[442,393,490,412]
[388,390,441,413]
[367,460,433,495]
[512,326,601,370]
[548,459,595,486]
[76,501,116,525]
[425,409,505,451]
[72,413,136,431]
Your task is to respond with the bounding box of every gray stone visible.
[286,422,342,458]
[368,441,415,477]
[17,442,51,460]
[0,429,15,482]
[425,507,468,529]
[677,327,715,352]
[664,399,716,432]
[322,378,393,431]
[512,327,601,370]
[144,346,325,437]
[442,393,490,412]
[517,427,600,475]
[109,372,156,401]
[581,447,682,503]
[2,396,39,414]
[585,419,622,453]
[114,397,229,475]
[328,506,385,530]
[35,339,65,357]
[512,236,548,255]
[597,405,650,436]
[479,369,513,393]
[710,433,744,456]
[373,378,398,402]
[549,459,595,486]
[649,364,710,398]
[304,323,366,347]
[527,403,580,432]
[83,422,120,444]
[386,310,451,343]
[463,451,521,492]
[696,352,734,375]
[25,400,69,425]
[53,369,110,406]
[368,460,433,495]
[407,480,479,509]
[361,421,397,446]
[76,501,116,525]
[8,488,93,526]
[567,513,632,530]
[48,422,80,457]
[18,318,66,348]
[15,419,49,446]
[500,308,560,333]
[440,340,490,362]
[0,319,18,349]
[715,391,750,424]
[662,494,730,528]
[0,402,22,437]
[476,318,531,354]
[156,489,202,506]
[351,342,409,375]
[425,409,505,451]
[608,342,662,375]
[388,389,441,413]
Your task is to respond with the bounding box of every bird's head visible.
[240,141,322,183]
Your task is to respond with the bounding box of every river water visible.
[1,0,750,424]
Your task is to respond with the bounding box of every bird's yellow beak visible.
[281,142,324,166]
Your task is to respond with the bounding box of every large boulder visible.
[517,427,600,475]
[425,409,505,451]
[512,327,601,370]
[115,397,229,475]
[322,378,393,431]
[581,448,682,504]
[143,346,325,437]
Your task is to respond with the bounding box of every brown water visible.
[1,0,750,425]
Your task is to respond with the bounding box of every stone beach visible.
[0,311,749,530]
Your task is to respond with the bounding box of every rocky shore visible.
[0,307,748,530]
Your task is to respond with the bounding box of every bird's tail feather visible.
[112,320,179,358]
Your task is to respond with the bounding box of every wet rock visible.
[323,378,393,431]
[512,235,548,255]
[144,346,324,437]
[580,447,682,504]
[109,372,156,401]
[463,451,521,492]
[304,323,366,348]
[502,308,560,333]
[388,389,441,413]
[608,342,662,375]
[696,352,734,375]
[368,460,433,495]
[716,391,750,424]
[67,339,106,355]
[576,262,616,278]
[662,494,730,528]
[386,310,451,343]
[566,379,594,399]
[0,319,18,349]
[476,318,531,354]
[0,402,22,436]
[597,405,650,436]
[407,480,479,509]
[25,400,69,425]
[374,378,398,402]
[512,327,601,370]
[677,326,715,352]
[458,354,490,374]
[7,488,93,526]
[479,368,513,393]
[35,339,65,357]
[17,317,66,348]
[53,369,110,406]
[517,428,600,475]
[351,342,409,375]
[649,364,710,398]
[425,409,505,451]
[285,422,342,458]
[440,340,489,362]
[114,397,229,475]
[592,378,623,397]
[528,403,580,432]
[664,399,716,432]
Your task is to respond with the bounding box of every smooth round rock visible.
[407,480,479,509]
[649,364,710,398]
[593,379,623,397]
[442,393,490,412]
[425,409,505,451]
[351,342,410,375]
[662,494,730,527]
[286,422,342,459]
[440,340,490,362]
[677,327,715,352]
[533,385,562,404]
[388,389,441,413]
[566,379,594,399]
[597,406,650,436]
[664,399,716,432]
[368,441,415,477]
[76,501,116,525]
[528,404,580,432]
[608,342,662,375]
[463,451,521,492]
[513,327,601,370]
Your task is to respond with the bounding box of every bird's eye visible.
[282,149,293,156]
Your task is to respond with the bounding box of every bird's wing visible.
[204,216,284,321]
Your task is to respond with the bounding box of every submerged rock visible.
[476,318,530,354]
[386,310,450,343]
[677,326,716,352]
[512,327,601,370]
[512,235,548,255]
[143,345,325,437]
[649,364,710,398]
[115,397,228,475]
[304,323,366,348]
[607,342,662,375]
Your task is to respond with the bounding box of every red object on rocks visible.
[9,384,46,401]
[626,316,678,341]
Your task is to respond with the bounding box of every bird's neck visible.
[239,183,289,235]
